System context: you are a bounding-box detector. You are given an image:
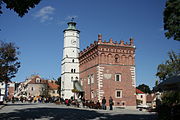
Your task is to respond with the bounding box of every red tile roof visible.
[48,82,59,90]
[146,94,156,102]
[136,88,145,94]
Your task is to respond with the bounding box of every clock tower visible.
[61,21,80,99]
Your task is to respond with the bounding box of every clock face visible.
[71,39,76,45]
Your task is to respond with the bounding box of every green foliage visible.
[136,84,151,94]
[0,41,20,82]
[156,51,180,81]
[157,91,180,120]
[0,0,41,17]
[155,80,159,86]
[164,0,180,41]
[161,91,180,106]
[157,104,171,120]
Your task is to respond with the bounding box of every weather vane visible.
[71,17,75,22]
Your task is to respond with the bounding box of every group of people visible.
[10,96,114,110]
[60,96,114,110]
[102,96,114,110]
[11,96,61,104]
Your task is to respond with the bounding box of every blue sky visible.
[0,0,179,88]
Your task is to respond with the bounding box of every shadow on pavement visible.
[0,107,157,120]
[5,103,37,106]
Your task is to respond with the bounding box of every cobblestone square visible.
[0,103,157,120]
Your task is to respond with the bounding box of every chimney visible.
[130,38,134,45]
[120,40,124,45]
[109,38,113,43]
[98,34,102,42]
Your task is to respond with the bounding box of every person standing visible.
[109,96,114,110]
[102,97,106,110]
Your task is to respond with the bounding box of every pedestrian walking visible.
[109,96,114,110]
[102,97,106,110]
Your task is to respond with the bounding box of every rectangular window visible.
[91,74,94,83]
[80,78,83,86]
[91,91,94,98]
[115,90,122,98]
[88,75,90,84]
[115,74,121,81]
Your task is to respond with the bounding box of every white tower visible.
[61,21,80,99]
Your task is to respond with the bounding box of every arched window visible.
[115,54,119,63]
[74,69,76,73]
[107,54,112,63]
[72,59,74,63]
[71,69,73,73]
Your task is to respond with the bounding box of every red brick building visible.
[79,34,136,109]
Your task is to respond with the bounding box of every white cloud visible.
[33,6,55,23]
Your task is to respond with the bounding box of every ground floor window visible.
[115,90,122,98]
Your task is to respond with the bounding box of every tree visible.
[0,0,41,17]
[136,84,151,94]
[163,0,180,41]
[0,41,20,99]
[156,51,180,81]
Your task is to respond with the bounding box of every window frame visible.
[115,90,122,98]
[87,75,90,84]
[91,74,94,84]
[115,73,121,81]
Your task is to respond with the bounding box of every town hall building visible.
[61,21,136,109]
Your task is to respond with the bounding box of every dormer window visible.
[36,78,41,83]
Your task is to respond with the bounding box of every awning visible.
[74,81,84,92]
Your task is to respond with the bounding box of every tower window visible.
[71,69,73,73]
[74,69,76,73]
[72,59,74,63]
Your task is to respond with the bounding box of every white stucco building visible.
[61,21,80,99]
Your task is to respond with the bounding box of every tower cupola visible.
[64,19,80,33]
[67,22,76,30]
